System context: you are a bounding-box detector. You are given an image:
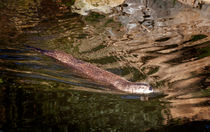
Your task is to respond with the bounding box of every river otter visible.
[25,45,153,94]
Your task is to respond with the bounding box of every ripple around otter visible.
[0,0,210,131]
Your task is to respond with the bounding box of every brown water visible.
[0,0,210,131]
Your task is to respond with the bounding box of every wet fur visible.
[26,45,153,94]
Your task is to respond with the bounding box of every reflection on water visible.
[0,0,210,131]
[0,78,165,131]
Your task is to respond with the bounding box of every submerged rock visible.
[71,0,125,15]
[177,0,210,8]
[72,0,210,32]
[116,0,156,31]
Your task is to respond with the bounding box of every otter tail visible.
[24,44,48,53]
[24,44,56,58]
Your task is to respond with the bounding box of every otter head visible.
[114,81,153,94]
[125,82,153,94]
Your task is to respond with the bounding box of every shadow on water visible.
[0,0,210,131]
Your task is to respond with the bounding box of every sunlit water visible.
[0,0,210,131]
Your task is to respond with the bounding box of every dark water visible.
[0,0,210,131]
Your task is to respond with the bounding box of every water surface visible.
[0,0,210,131]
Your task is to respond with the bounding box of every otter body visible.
[26,45,153,94]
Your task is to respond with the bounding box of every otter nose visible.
[149,86,153,91]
